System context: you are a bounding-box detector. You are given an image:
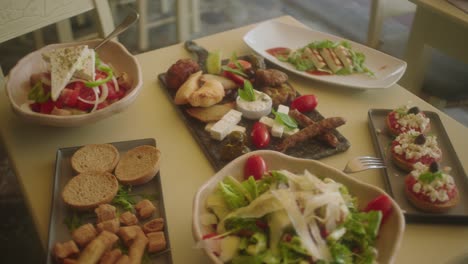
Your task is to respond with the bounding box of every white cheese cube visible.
[210,120,234,141]
[271,125,284,138]
[222,109,242,123]
[284,128,299,137]
[271,105,289,138]
[259,116,275,128]
[277,104,289,114]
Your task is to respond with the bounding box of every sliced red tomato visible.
[244,155,267,180]
[202,233,218,240]
[97,101,109,110]
[39,100,55,114]
[266,47,291,58]
[290,95,318,113]
[56,88,79,108]
[222,70,246,85]
[364,194,393,224]
[227,59,252,71]
[251,122,270,149]
[75,87,96,111]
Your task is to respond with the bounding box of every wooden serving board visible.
[158,71,350,171]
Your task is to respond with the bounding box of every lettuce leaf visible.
[219,180,249,210]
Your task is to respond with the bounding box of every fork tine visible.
[360,160,385,166]
[365,165,386,169]
[358,156,382,162]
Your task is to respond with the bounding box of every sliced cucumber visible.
[206,51,222,74]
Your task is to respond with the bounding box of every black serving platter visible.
[46,138,173,263]
[368,109,468,224]
[158,71,350,171]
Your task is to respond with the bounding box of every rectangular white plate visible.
[243,20,407,90]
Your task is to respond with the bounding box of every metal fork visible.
[343,156,386,173]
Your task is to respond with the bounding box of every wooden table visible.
[400,0,468,98]
[0,16,467,264]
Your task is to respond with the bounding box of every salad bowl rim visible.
[5,39,143,127]
[192,150,405,264]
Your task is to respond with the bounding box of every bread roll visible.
[71,144,120,174]
[115,145,161,185]
[62,171,119,210]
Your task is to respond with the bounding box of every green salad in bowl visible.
[193,150,405,264]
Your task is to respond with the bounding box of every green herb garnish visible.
[418,172,443,184]
[63,211,95,232]
[84,65,113,88]
[238,80,256,102]
[28,81,50,103]
[222,66,248,78]
[112,185,136,211]
[272,109,298,129]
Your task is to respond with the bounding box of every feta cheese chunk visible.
[208,110,243,141]
[45,45,95,101]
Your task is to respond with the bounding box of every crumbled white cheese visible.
[409,162,456,203]
[393,130,441,160]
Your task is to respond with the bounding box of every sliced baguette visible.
[71,144,120,174]
[115,145,161,185]
[62,171,119,211]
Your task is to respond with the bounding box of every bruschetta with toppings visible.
[405,162,459,213]
[391,130,442,172]
[386,105,430,136]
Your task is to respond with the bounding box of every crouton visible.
[97,218,120,234]
[95,204,117,223]
[118,225,144,246]
[72,223,98,247]
[142,218,164,233]
[147,232,167,253]
[135,199,156,220]
[119,211,138,226]
[99,248,122,264]
[54,240,79,259]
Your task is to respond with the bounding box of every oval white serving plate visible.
[193,150,405,264]
[243,20,407,90]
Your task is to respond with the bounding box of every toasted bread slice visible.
[62,171,119,210]
[115,145,161,185]
[405,184,459,213]
[71,144,120,174]
[186,102,235,123]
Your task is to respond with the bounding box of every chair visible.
[367,0,416,48]
[135,0,201,51]
[0,0,115,45]
[0,0,115,84]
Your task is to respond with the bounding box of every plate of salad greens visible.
[243,20,407,89]
[193,150,405,264]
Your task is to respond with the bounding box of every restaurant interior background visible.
[0,0,467,262]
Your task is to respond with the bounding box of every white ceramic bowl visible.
[5,39,142,127]
[193,150,405,264]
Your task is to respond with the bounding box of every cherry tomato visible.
[364,194,393,224]
[244,155,267,180]
[251,122,270,149]
[290,95,318,113]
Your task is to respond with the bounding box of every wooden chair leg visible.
[56,19,74,43]
[33,29,45,49]
[93,0,116,38]
[191,0,201,33]
[367,0,385,48]
[137,0,149,51]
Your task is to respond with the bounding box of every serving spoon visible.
[94,10,140,51]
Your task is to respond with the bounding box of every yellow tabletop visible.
[0,16,467,264]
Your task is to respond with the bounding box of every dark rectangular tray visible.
[158,73,350,171]
[368,109,468,223]
[46,138,173,263]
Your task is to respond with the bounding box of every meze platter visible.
[368,108,468,224]
[47,138,173,263]
[158,41,350,171]
[243,20,407,89]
